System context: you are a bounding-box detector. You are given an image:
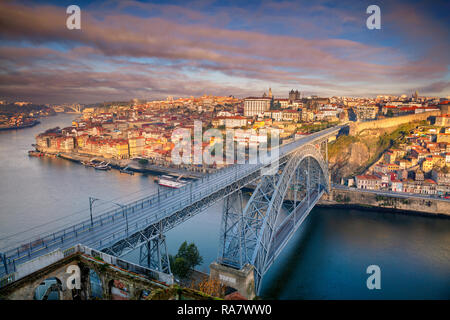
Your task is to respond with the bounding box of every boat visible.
[120,166,134,175]
[28,150,44,157]
[81,160,95,167]
[157,175,188,188]
[94,161,111,170]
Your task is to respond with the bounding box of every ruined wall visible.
[0,254,167,300]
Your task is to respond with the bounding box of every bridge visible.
[66,104,83,113]
[0,125,346,297]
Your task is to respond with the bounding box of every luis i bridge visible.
[0,125,346,298]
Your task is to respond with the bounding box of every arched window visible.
[34,277,62,300]
[89,269,103,299]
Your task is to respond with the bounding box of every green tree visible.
[169,241,203,279]
[138,158,148,166]
[171,257,191,279]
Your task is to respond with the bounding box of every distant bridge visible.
[0,125,347,295]
[66,104,83,113]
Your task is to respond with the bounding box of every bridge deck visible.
[0,125,344,277]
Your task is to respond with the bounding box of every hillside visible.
[328,121,426,182]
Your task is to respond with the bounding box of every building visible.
[431,169,450,185]
[354,105,378,121]
[244,97,271,117]
[212,116,248,128]
[355,174,381,190]
[435,114,450,126]
[281,110,300,122]
[129,136,145,157]
[289,89,300,103]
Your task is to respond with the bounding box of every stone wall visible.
[320,188,450,216]
[349,111,441,135]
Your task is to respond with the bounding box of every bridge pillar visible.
[139,235,171,275]
[209,262,256,300]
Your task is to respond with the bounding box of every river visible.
[0,114,448,299]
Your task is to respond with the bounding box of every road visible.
[332,184,450,202]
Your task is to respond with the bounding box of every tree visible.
[170,241,203,279]
[191,276,226,298]
[171,257,191,279]
[138,158,148,166]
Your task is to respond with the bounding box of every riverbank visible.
[320,187,450,216]
[36,150,207,179]
[316,202,450,219]
[0,120,40,131]
[242,183,450,217]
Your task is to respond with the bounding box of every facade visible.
[129,136,145,157]
[432,169,450,185]
[244,97,271,117]
[354,105,378,121]
[212,116,248,128]
[281,110,300,122]
[435,114,450,126]
[289,89,300,103]
[355,174,381,190]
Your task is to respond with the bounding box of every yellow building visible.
[436,134,450,143]
[115,140,129,159]
[128,137,145,157]
[253,120,265,129]
[421,159,434,172]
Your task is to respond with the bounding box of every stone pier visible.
[209,262,256,300]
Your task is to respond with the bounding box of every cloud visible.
[0,0,448,103]
[416,81,450,94]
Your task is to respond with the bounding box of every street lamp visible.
[89,197,100,227]
[113,202,128,237]
[89,197,128,235]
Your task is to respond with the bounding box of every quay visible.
[319,184,450,216]
[41,152,207,179]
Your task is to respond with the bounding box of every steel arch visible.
[219,143,329,293]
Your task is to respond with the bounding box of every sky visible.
[0,0,449,104]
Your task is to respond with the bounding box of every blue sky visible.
[0,0,449,103]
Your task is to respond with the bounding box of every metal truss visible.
[102,157,293,273]
[139,234,171,274]
[101,165,263,262]
[219,143,330,293]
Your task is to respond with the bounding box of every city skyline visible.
[0,0,449,104]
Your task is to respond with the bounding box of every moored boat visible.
[93,161,111,170]
[120,166,134,175]
[28,150,44,157]
[157,174,188,188]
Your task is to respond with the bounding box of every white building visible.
[244,97,271,117]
